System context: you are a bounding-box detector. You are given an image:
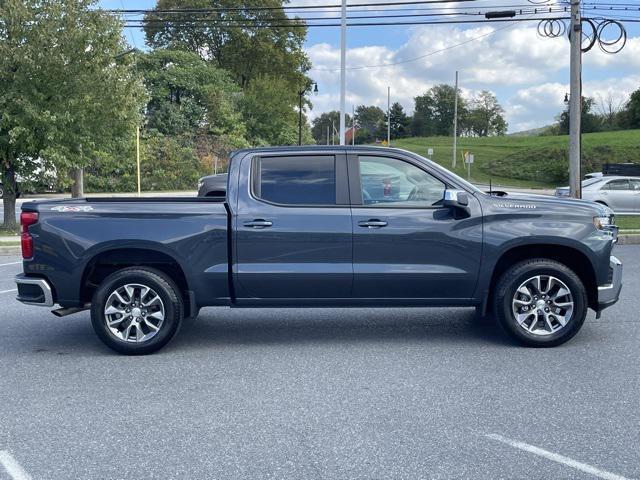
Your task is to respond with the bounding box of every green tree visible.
[311,111,352,145]
[557,97,601,134]
[386,102,410,139]
[137,49,242,136]
[143,0,310,91]
[620,88,640,129]
[467,90,507,136]
[412,84,466,137]
[355,105,386,143]
[411,93,436,137]
[241,75,312,145]
[0,0,144,228]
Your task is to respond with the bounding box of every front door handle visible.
[358,219,388,228]
[243,219,273,228]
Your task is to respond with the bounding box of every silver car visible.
[556,176,640,214]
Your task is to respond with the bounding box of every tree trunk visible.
[1,159,18,229]
[71,167,84,198]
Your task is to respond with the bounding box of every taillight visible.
[20,212,38,259]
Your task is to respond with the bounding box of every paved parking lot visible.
[0,247,638,479]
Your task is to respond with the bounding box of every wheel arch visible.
[80,247,193,317]
[484,243,598,314]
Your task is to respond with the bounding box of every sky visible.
[100,0,640,133]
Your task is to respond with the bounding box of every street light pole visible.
[339,0,347,145]
[569,0,582,198]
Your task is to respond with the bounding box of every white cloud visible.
[305,22,640,133]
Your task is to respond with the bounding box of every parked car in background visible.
[0,182,21,199]
[556,176,640,214]
[197,173,228,199]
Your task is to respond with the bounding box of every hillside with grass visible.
[391,129,640,189]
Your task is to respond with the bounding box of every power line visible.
[122,15,570,28]
[311,16,528,71]
[109,0,478,15]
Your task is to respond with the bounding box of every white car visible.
[556,176,640,214]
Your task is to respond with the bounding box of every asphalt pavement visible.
[0,248,638,479]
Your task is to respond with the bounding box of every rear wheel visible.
[91,267,183,355]
[494,259,588,347]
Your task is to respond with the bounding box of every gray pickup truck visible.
[15,146,622,354]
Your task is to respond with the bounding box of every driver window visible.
[358,156,446,207]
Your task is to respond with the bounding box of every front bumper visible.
[14,274,54,307]
[597,255,622,311]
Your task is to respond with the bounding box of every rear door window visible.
[603,179,630,190]
[253,156,336,205]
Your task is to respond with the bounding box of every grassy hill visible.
[390,129,640,189]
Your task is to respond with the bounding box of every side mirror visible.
[443,189,470,217]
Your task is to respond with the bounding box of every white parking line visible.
[486,433,630,480]
[0,451,32,480]
[0,262,21,267]
[0,289,17,295]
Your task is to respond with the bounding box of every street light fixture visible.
[298,81,318,146]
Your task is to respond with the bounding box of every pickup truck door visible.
[233,152,352,300]
[348,153,482,300]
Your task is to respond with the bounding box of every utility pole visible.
[569,0,582,198]
[387,86,391,146]
[327,125,330,145]
[352,105,356,145]
[339,0,347,145]
[452,70,459,169]
[332,120,335,145]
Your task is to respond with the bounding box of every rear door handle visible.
[243,219,273,228]
[358,219,388,228]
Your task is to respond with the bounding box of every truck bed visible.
[21,197,230,309]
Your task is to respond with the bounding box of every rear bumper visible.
[14,274,54,307]
[597,256,622,311]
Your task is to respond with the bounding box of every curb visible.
[0,246,20,255]
[617,234,640,245]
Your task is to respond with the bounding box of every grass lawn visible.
[391,129,640,189]
[616,216,640,231]
[0,226,20,237]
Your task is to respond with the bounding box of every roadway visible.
[0,246,638,479]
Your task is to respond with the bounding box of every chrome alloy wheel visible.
[104,283,165,343]
[511,275,574,336]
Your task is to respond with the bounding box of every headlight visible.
[593,215,613,230]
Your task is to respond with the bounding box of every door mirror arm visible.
[443,189,471,218]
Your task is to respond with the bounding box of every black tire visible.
[493,259,588,347]
[91,267,183,355]
[0,184,3,199]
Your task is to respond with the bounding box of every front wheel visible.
[91,267,183,355]
[493,259,588,347]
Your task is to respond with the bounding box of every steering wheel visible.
[407,186,422,201]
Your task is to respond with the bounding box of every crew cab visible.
[15,146,622,354]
